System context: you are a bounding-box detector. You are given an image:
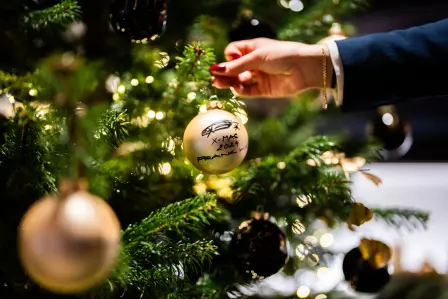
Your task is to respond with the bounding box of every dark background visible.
[325,0,448,161]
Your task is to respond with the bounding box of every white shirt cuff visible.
[324,40,344,107]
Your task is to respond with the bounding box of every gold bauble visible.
[318,23,347,44]
[183,101,248,174]
[18,190,121,294]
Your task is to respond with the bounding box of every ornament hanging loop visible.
[58,178,89,199]
[252,206,269,220]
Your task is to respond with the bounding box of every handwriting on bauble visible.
[197,120,248,163]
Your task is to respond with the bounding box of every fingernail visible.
[210,64,226,73]
[229,53,241,60]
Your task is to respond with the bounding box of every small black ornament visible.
[230,218,288,279]
[110,0,167,42]
[229,14,276,42]
[343,247,391,293]
[367,106,413,160]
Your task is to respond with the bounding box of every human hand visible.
[210,38,332,98]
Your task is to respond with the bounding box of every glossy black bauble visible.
[230,218,288,279]
[367,107,413,160]
[343,247,391,293]
[229,15,276,42]
[371,113,407,151]
[110,0,167,42]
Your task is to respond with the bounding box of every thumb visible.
[210,51,261,77]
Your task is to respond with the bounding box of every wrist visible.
[303,44,334,89]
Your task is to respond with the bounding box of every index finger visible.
[224,39,258,61]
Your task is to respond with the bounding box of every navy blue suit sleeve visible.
[335,18,448,112]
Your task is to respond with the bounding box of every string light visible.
[194,183,207,195]
[29,89,38,96]
[277,162,286,169]
[106,75,120,92]
[146,110,155,119]
[296,194,312,208]
[117,85,126,94]
[163,138,176,154]
[292,219,306,235]
[158,162,172,175]
[155,111,165,120]
[199,104,207,113]
[145,76,154,84]
[278,0,289,8]
[319,233,334,248]
[304,236,318,246]
[316,267,330,280]
[309,254,319,266]
[187,92,196,102]
[382,112,394,126]
[195,174,204,182]
[295,244,309,260]
[296,286,310,298]
[112,93,120,101]
[289,0,304,12]
[234,108,248,124]
[7,95,15,103]
[130,79,139,86]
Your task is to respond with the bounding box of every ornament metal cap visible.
[206,98,224,110]
[329,23,344,36]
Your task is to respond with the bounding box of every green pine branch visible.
[98,109,130,148]
[0,70,34,93]
[372,208,429,231]
[233,135,346,200]
[23,0,82,30]
[110,240,218,293]
[122,194,222,246]
[101,195,222,294]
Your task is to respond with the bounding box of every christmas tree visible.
[0,0,435,299]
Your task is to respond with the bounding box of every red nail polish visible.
[210,64,226,73]
[229,53,242,60]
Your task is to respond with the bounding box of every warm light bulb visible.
[289,0,304,12]
[382,113,394,126]
[296,286,310,298]
[147,110,156,119]
[277,162,286,169]
[296,194,312,208]
[278,0,289,8]
[251,19,260,26]
[117,85,126,94]
[234,108,248,124]
[7,95,15,104]
[292,220,306,235]
[187,92,196,102]
[155,111,165,120]
[145,76,154,84]
[316,267,329,280]
[194,183,207,195]
[320,233,334,248]
[304,236,318,246]
[130,79,139,86]
[159,162,172,175]
[29,89,38,96]
[199,105,207,113]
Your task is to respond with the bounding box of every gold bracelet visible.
[321,46,328,110]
